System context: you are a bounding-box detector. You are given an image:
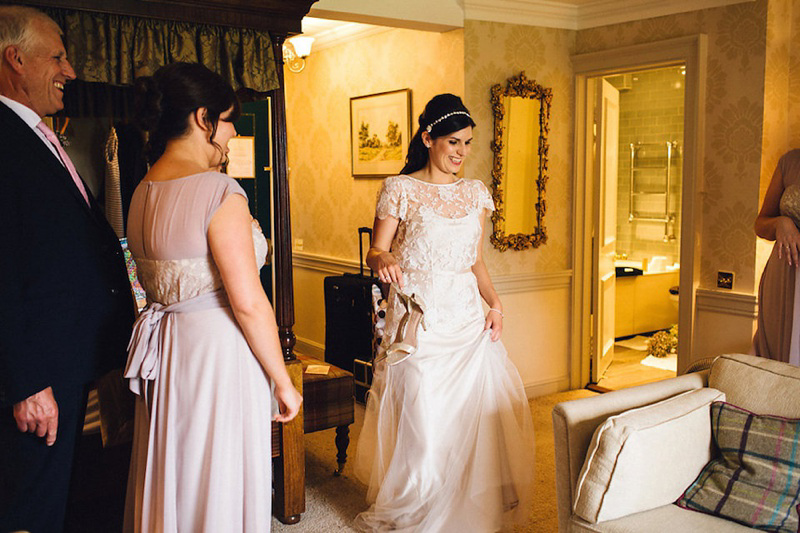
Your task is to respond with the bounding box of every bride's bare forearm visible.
[366,248,388,271]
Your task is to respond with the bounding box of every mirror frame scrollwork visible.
[489,71,552,251]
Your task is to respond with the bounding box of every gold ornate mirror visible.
[489,71,552,251]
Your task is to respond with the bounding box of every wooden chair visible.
[296,354,355,475]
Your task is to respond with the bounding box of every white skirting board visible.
[525,375,571,399]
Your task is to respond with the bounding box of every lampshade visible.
[289,36,314,58]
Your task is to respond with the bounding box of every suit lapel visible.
[0,102,97,217]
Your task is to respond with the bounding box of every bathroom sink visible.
[616,266,643,277]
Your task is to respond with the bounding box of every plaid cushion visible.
[271,424,280,458]
[676,401,800,532]
[297,354,355,434]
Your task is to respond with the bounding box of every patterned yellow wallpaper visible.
[761,0,800,185]
[285,28,465,260]
[288,4,772,288]
[286,3,785,362]
[755,0,800,282]
[464,20,576,276]
[791,1,800,150]
[755,0,792,279]
[577,1,768,292]
[762,0,790,199]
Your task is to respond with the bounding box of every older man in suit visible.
[0,6,135,532]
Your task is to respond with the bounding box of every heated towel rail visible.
[628,141,679,242]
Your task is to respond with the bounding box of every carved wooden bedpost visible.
[269,33,306,525]
[270,34,298,363]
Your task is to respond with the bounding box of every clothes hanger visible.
[53,116,70,147]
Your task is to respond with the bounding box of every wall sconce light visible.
[283,36,314,73]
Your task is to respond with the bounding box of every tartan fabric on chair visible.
[297,353,355,433]
[676,401,800,532]
[294,353,355,475]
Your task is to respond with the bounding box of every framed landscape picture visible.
[350,89,411,178]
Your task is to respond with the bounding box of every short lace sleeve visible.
[475,180,495,213]
[376,176,407,220]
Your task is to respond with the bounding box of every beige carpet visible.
[272,388,597,533]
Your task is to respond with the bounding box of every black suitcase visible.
[324,227,379,378]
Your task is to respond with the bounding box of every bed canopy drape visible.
[43,8,280,92]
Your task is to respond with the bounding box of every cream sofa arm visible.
[551,371,708,532]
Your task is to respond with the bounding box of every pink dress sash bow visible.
[124,290,229,410]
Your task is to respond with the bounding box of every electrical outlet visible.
[294,238,304,251]
[717,271,734,290]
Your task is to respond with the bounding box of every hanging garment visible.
[104,126,124,238]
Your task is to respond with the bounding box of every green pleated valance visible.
[44,8,279,92]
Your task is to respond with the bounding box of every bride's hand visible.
[273,382,303,423]
[374,251,404,288]
[484,309,503,341]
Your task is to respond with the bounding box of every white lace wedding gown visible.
[123,172,275,532]
[354,175,535,532]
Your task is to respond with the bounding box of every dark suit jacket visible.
[0,101,135,407]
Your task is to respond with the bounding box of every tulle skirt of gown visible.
[354,316,535,532]
[124,305,274,532]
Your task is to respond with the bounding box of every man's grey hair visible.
[0,6,62,56]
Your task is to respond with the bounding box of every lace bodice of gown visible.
[376,175,495,332]
[135,222,268,305]
[376,175,495,273]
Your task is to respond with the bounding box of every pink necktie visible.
[36,121,90,205]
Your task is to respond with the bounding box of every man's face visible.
[19,19,75,117]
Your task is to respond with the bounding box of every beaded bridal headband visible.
[425,111,471,133]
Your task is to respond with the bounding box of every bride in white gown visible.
[354,94,534,532]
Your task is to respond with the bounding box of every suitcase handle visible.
[358,226,372,277]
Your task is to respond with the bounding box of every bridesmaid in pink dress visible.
[123,62,302,532]
[754,150,800,365]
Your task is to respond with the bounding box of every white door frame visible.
[570,34,708,389]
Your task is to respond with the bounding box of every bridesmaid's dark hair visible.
[135,62,241,165]
[400,93,476,175]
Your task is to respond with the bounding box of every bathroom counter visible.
[615,269,679,338]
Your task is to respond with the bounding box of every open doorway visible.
[593,66,685,390]
[570,35,707,392]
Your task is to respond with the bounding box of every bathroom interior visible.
[596,65,684,390]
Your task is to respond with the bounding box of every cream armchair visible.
[552,354,800,532]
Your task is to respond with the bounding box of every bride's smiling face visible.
[425,126,473,175]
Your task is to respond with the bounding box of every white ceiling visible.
[464,0,753,30]
[541,0,602,4]
[296,17,392,51]
[299,0,754,50]
[298,17,391,51]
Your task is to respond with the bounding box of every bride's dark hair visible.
[135,62,241,165]
[400,93,476,175]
